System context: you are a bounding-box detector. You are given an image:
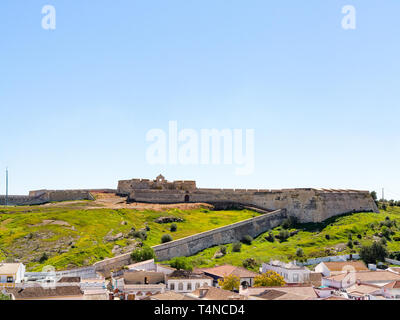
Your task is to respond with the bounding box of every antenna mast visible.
[5,168,8,206]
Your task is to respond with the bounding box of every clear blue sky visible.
[0,1,399,199]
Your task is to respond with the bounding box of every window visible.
[293,273,299,282]
[203,282,208,287]
[178,283,184,291]
[187,283,192,291]
[170,283,175,290]
[7,277,13,283]
[195,283,200,289]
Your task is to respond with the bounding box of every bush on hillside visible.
[219,245,227,255]
[170,257,193,271]
[265,232,275,243]
[161,234,173,243]
[131,245,155,262]
[241,235,253,245]
[359,242,388,265]
[232,242,242,252]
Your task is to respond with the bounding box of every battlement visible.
[117,174,196,196]
[119,175,379,223]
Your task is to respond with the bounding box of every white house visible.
[166,270,213,293]
[322,271,400,290]
[315,261,368,277]
[0,263,25,288]
[261,260,310,284]
[382,281,400,299]
[126,259,176,275]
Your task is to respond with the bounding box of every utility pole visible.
[5,168,8,206]
[382,188,385,202]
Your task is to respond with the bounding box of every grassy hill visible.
[0,201,259,271]
[171,207,400,271]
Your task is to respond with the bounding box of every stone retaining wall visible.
[152,209,287,261]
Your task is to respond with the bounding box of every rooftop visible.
[321,261,368,272]
[148,291,196,300]
[325,271,400,283]
[198,265,259,278]
[189,286,247,300]
[7,285,82,299]
[0,263,21,275]
[384,280,400,289]
[167,270,213,280]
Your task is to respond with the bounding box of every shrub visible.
[131,230,147,240]
[131,245,155,262]
[39,252,48,263]
[357,234,362,239]
[219,245,227,255]
[381,226,391,239]
[347,240,353,249]
[170,257,193,271]
[145,225,150,231]
[278,230,290,242]
[325,234,330,240]
[218,274,240,291]
[393,236,400,242]
[241,235,253,245]
[243,258,258,269]
[161,234,173,243]
[170,223,177,232]
[265,232,275,243]
[282,216,298,229]
[254,271,285,287]
[359,242,388,264]
[232,242,242,252]
[296,248,304,257]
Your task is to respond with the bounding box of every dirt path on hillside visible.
[38,193,213,212]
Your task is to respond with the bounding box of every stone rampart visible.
[152,209,287,261]
[128,188,378,223]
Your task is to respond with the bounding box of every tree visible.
[359,242,388,265]
[218,274,240,291]
[254,271,285,287]
[370,191,378,202]
[131,245,155,262]
[170,257,193,271]
[161,234,173,243]
[296,248,304,257]
[232,242,242,252]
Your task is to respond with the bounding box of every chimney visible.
[199,289,208,298]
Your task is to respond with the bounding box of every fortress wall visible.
[130,188,378,223]
[0,195,47,206]
[46,190,94,202]
[152,209,287,261]
[129,190,186,203]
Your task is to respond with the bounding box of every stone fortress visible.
[117,174,379,223]
[1,174,378,224]
[0,174,380,262]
